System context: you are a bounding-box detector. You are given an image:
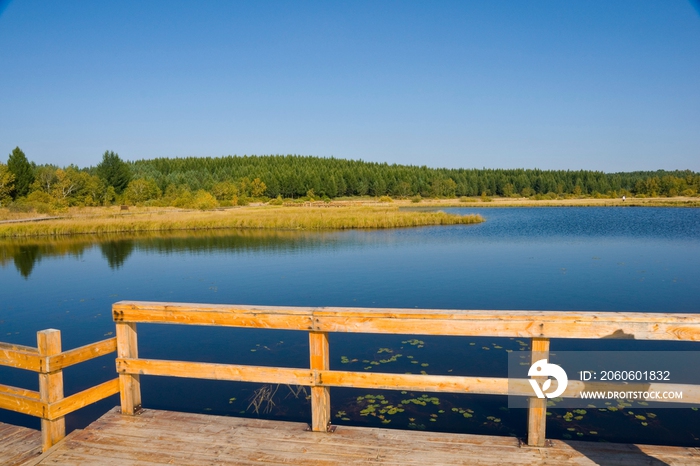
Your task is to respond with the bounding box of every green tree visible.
[96,151,131,194]
[7,147,34,198]
[502,183,514,197]
[392,181,412,198]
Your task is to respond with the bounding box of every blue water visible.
[1,207,699,446]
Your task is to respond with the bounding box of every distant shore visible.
[1,195,697,238]
[0,205,483,238]
[402,196,700,208]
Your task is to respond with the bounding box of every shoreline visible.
[0,195,697,238]
[395,196,700,208]
[0,205,483,238]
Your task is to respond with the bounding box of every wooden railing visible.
[0,330,119,451]
[113,301,700,447]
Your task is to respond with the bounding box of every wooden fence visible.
[0,330,119,451]
[113,301,700,447]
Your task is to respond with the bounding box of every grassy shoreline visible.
[0,205,483,238]
[1,195,697,238]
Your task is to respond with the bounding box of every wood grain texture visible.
[0,347,43,372]
[527,337,549,447]
[37,329,65,451]
[309,332,330,432]
[0,422,42,466]
[0,341,39,353]
[113,301,313,330]
[116,358,314,385]
[28,407,700,465]
[115,322,141,416]
[0,383,41,400]
[46,337,117,372]
[112,301,700,341]
[319,370,512,394]
[48,378,120,420]
[0,390,45,417]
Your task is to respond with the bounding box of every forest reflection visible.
[0,230,355,278]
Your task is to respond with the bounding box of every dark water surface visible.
[1,207,699,446]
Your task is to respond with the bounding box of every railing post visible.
[116,322,141,415]
[37,329,65,451]
[309,331,330,432]
[527,337,550,446]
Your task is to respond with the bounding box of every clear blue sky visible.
[1,1,698,171]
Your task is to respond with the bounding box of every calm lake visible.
[1,207,699,446]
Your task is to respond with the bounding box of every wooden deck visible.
[0,422,42,466]
[17,407,700,465]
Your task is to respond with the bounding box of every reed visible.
[0,205,483,238]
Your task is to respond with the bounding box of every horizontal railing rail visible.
[0,331,119,451]
[113,301,700,447]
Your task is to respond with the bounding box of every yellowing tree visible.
[211,181,238,200]
[0,163,15,206]
[193,190,217,210]
[49,168,102,206]
[123,179,161,204]
[250,178,267,197]
[52,168,79,204]
[31,166,58,194]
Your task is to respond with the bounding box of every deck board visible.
[0,421,42,466]
[20,407,700,465]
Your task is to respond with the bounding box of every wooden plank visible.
[116,322,141,415]
[37,329,65,451]
[318,370,515,395]
[32,408,700,465]
[309,332,331,432]
[0,341,39,353]
[47,378,119,420]
[315,315,700,340]
[0,383,41,400]
[46,337,117,372]
[0,347,43,372]
[0,422,42,466]
[111,301,700,341]
[116,358,314,385]
[0,390,45,417]
[21,427,84,466]
[313,307,700,324]
[64,411,700,463]
[527,337,549,447]
[113,301,313,330]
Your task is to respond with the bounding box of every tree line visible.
[1,147,698,210]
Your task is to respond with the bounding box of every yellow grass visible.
[0,205,483,238]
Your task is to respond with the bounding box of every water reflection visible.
[1,240,86,278]
[0,230,353,278]
[99,240,135,269]
[13,245,41,278]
